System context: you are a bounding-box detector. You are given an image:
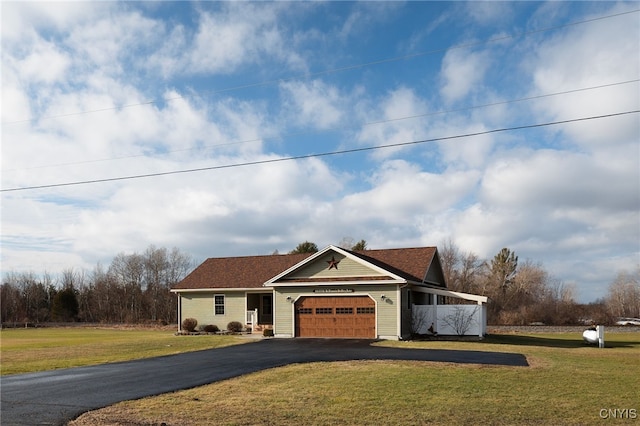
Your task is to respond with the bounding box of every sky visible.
[1,1,639,303]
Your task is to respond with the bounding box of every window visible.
[315,308,333,314]
[357,307,375,314]
[298,308,312,314]
[214,295,225,315]
[336,307,353,314]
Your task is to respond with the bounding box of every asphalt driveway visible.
[1,338,527,426]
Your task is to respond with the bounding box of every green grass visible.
[4,328,638,425]
[0,327,248,375]
[69,332,640,426]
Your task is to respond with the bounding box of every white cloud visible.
[186,3,297,75]
[280,80,345,130]
[464,1,514,26]
[1,68,32,123]
[356,86,430,159]
[337,2,402,40]
[528,5,640,148]
[340,160,479,223]
[1,2,108,43]
[440,48,490,104]
[14,39,70,84]
[481,148,639,212]
[2,2,638,306]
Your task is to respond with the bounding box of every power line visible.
[3,8,637,126]
[5,79,638,172]
[2,110,637,193]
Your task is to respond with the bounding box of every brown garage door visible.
[295,296,376,338]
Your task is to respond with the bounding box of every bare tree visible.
[458,251,482,294]
[439,239,460,289]
[338,236,355,250]
[606,269,640,319]
[410,308,431,336]
[441,306,478,336]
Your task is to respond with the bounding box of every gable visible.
[424,250,446,286]
[276,250,392,282]
[173,245,446,291]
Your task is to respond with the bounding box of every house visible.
[171,245,487,339]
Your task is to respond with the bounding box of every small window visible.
[315,307,333,314]
[298,308,312,314]
[336,307,353,314]
[357,307,375,314]
[214,295,225,315]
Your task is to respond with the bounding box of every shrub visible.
[227,321,243,333]
[263,328,274,337]
[203,324,219,333]
[182,318,198,332]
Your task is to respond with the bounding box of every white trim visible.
[270,279,403,287]
[396,286,401,339]
[177,295,182,332]
[213,294,225,315]
[411,286,488,304]
[172,287,273,293]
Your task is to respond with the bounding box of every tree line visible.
[1,239,637,326]
[1,246,193,326]
[439,240,640,325]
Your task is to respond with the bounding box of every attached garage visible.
[174,245,487,340]
[294,296,376,338]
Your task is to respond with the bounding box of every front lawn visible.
[0,326,248,375]
[69,332,640,425]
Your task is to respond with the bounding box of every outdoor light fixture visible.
[286,296,292,301]
[381,294,386,300]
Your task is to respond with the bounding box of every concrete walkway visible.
[0,339,527,425]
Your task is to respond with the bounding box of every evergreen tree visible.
[289,241,318,254]
[51,287,79,321]
[352,239,367,251]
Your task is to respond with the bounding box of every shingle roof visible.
[348,246,436,283]
[173,252,313,290]
[172,246,438,290]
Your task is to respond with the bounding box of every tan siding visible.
[288,254,385,279]
[374,286,398,338]
[274,288,297,336]
[180,292,246,329]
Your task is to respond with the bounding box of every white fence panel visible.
[413,304,485,336]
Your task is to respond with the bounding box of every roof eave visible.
[270,279,405,287]
[171,287,274,293]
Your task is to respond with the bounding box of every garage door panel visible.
[295,296,375,338]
